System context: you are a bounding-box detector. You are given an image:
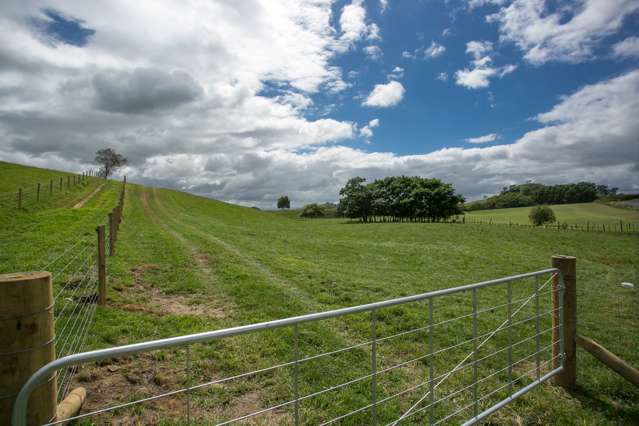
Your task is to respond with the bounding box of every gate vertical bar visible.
[428,298,434,425]
[186,346,191,424]
[293,324,300,426]
[370,309,377,425]
[507,281,513,395]
[534,276,541,379]
[472,288,478,419]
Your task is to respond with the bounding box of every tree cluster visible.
[337,176,465,223]
[465,182,618,211]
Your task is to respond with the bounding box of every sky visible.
[1,0,638,207]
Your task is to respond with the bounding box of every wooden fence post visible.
[67,176,70,188]
[108,212,115,256]
[552,255,577,389]
[0,272,56,425]
[36,183,40,202]
[97,225,107,305]
[49,180,53,196]
[17,188,22,209]
[59,177,63,191]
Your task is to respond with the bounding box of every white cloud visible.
[362,80,405,107]
[338,0,380,51]
[455,40,516,89]
[359,118,380,138]
[364,45,383,60]
[424,41,446,59]
[467,0,507,10]
[437,72,449,82]
[380,0,389,13]
[402,50,416,59]
[389,66,404,79]
[466,40,493,58]
[465,133,499,143]
[488,0,639,65]
[613,36,639,58]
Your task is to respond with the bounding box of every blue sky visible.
[0,0,638,206]
[320,0,639,155]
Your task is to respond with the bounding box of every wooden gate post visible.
[17,188,22,209]
[36,183,41,202]
[552,255,577,389]
[0,272,56,425]
[49,180,53,196]
[96,225,107,305]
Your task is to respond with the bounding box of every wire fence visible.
[13,268,564,425]
[455,216,638,234]
[0,170,99,210]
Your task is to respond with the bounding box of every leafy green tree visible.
[337,177,373,222]
[300,203,325,218]
[529,205,556,226]
[95,148,127,179]
[277,195,290,209]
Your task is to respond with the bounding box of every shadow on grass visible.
[570,383,639,423]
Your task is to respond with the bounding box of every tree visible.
[277,195,290,209]
[300,203,325,218]
[95,148,127,179]
[337,177,373,222]
[529,205,556,226]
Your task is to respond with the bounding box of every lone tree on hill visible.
[529,205,556,226]
[95,148,127,179]
[277,195,291,209]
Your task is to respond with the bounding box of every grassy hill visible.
[1,161,638,425]
[464,202,639,227]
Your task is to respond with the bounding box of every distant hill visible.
[464,182,629,211]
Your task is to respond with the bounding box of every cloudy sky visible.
[1,0,638,207]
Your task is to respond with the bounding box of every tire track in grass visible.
[149,187,325,313]
[72,183,105,209]
[138,187,234,316]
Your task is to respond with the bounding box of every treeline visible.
[465,182,619,211]
[337,176,464,222]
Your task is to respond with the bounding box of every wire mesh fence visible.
[0,171,98,210]
[13,268,564,425]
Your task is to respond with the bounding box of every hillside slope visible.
[1,161,638,424]
[464,202,639,226]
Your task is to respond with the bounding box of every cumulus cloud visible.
[362,80,405,107]
[424,41,446,58]
[359,118,380,138]
[380,0,389,13]
[389,66,404,79]
[338,0,380,51]
[465,133,499,143]
[92,68,203,114]
[613,36,639,58]
[437,72,449,82]
[488,0,639,65]
[455,40,516,89]
[364,45,383,61]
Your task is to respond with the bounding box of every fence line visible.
[0,169,100,210]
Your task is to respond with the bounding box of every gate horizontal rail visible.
[12,268,564,425]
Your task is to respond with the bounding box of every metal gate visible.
[12,268,565,425]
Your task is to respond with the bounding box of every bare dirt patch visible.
[120,264,226,318]
[71,354,288,424]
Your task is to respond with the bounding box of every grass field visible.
[464,202,639,227]
[1,161,638,425]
